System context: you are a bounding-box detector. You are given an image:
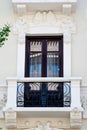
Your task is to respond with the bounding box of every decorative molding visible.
[13,11,76,43]
[70,107,82,128]
[81,86,87,118]
[17,4,26,16]
[0,86,7,109]
[81,96,87,118]
[17,118,69,129]
[12,0,77,14]
[0,94,7,109]
[13,16,28,35]
[12,10,76,77]
[62,4,72,15]
[32,11,57,25]
[5,108,17,128]
[24,122,63,130]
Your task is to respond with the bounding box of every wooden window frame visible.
[25,36,63,77]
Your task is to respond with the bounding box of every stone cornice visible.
[12,0,77,15]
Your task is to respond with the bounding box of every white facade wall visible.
[72,0,87,84]
[0,0,17,84]
[0,0,87,129]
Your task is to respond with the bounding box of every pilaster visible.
[17,34,25,77]
[6,80,17,108]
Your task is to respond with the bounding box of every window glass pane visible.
[47,40,59,77]
[47,40,59,51]
[30,40,42,77]
[30,41,42,51]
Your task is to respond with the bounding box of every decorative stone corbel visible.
[5,108,17,128]
[17,4,26,16]
[70,107,82,128]
[62,4,72,15]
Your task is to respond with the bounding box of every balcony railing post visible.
[71,79,81,108]
[6,79,17,109]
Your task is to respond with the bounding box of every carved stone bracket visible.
[62,4,72,15]
[70,107,82,128]
[5,108,17,128]
[17,4,26,16]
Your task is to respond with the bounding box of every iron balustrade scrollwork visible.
[64,82,71,107]
[17,82,71,107]
[17,82,24,107]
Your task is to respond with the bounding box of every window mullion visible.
[59,37,63,77]
[25,39,30,77]
[41,40,47,77]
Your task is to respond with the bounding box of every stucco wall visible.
[0,0,17,84]
[72,0,87,84]
[0,0,87,84]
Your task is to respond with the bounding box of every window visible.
[25,36,63,77]
[24,36,64,107]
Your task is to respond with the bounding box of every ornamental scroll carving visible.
[81,86,87,118]
[24,122,63,130]
[17,118,70,129]
[0,86,7,109]
[81,96,87,118]
[13,11,76,42]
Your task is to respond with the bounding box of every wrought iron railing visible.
[17,81,71,107]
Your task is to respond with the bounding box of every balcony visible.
[3,77,83,129]
[4,77,82,117]
[12,0,77,15]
